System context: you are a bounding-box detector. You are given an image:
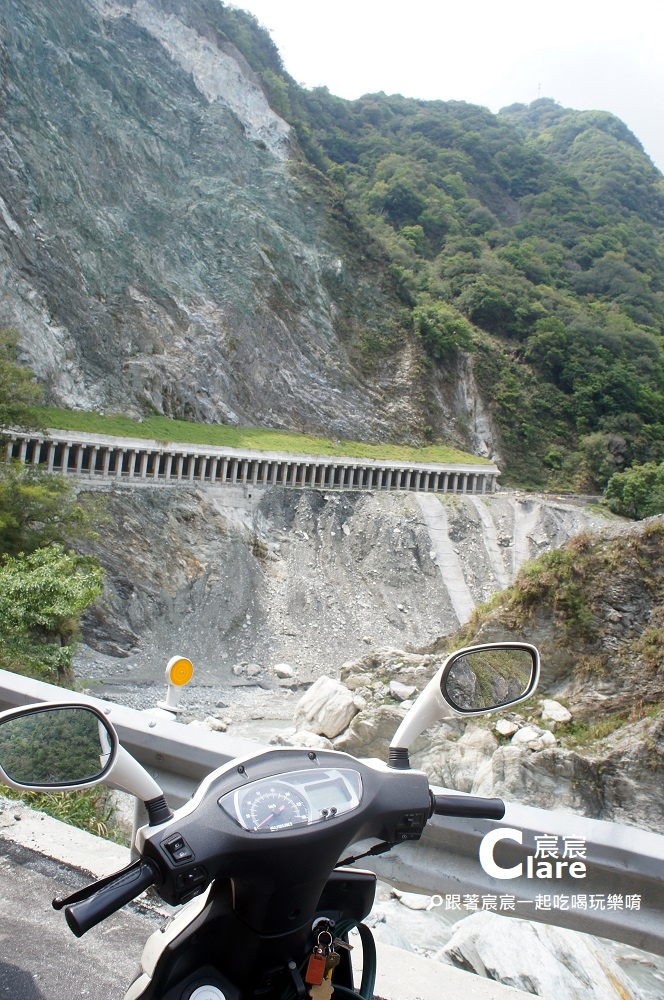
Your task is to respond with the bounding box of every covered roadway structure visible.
[6,429,499,495]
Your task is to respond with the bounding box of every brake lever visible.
[52,858,146,910]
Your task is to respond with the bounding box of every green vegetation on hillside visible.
[0,461,104,557]
[604,461,664,519]
[0,336,120,839]
[0,338,104,684]
[0,330,43,432]
[300,95,664,488]
[0,544,104,683]
[32,407,490,465]
[208,6,664,488]
[442,519,664,713]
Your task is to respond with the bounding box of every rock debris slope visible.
[77,486,607,685]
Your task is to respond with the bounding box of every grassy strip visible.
[554,711,632,748]
[1,786,128,845]
[31,407,491,465]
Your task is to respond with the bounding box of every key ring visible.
[317,930,333,951]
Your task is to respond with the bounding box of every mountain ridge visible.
[1,0,663,487]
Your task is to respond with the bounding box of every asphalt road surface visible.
[0,836,161,999]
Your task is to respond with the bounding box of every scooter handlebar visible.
[429,792,505,820]
[64,860,159,937]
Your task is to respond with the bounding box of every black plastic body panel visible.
[140,748,430,935]
[131,868,377,999]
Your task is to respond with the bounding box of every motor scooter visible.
[0,642,539,1000]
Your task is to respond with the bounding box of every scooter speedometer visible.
[218,766,363,832]
[244,781,311,831]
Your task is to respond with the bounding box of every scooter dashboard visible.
[218,767,362,833]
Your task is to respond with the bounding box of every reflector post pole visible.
[157,656,194,714]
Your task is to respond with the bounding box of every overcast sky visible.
[232,0,664,173]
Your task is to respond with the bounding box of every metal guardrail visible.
[0,669,260,793]
[369,800,664,957]
[0,669,662,956]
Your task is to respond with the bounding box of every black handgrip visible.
[430,792,505,820]
[64,860,159,937]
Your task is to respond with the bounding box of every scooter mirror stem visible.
[107,745,171,817]
[145,794,174,825]
[386,747,411,770]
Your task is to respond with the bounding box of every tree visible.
[382,179,426,228]
[0,328,42,432]
[574,431,628,491]
[0,544,104,682]
[400,225,427,255]
[0,327,106,686]
[604,462,664,520]
[524,319,568,384]
[0,462,104,557]
[413,297,473,362]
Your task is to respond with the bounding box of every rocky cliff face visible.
[0,0,493,452]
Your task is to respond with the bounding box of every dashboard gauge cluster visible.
[218,767,362,833]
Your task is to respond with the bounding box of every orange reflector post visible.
[166,656,194,687]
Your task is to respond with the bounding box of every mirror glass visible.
[442,646,535,712]
[0,706,114,786]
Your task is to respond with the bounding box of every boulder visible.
[415,726,498,793]
[188,716,227,732]
[340,648,436,694]
[293,677,359,738]
[495,719,519,737]
[333,705,407,758]
[204,716,227,732]
[541,699,572,723]
[344,672,374,691]
[280,729,334,750]
[389,680,417,701]
[511,725,544,745]
[472,744,602,814]
[441,910,646,999]
[273,663,294,679]
[512,725,557,750]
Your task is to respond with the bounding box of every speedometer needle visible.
[256,804,286,829]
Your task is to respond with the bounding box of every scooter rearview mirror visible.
[0,703,117,790]
[0,702,173,824]
[441,644,537,713]
[387,642,540,769]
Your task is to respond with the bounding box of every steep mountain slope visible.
[75,486,606,683]
[0,0,481,447]
[289,92,664,484]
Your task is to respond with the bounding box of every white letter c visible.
[479,828,523,879]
